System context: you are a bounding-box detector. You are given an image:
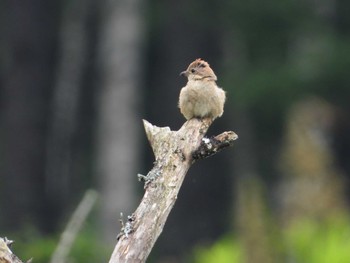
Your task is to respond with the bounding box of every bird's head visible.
[180,59,217,81]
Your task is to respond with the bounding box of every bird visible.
[178,58,226,120]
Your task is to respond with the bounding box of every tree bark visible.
[109,118,237,263]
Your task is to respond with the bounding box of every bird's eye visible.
[191,69,196,73]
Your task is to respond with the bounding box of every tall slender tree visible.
[96,0,145,243]
[45,0,91,229]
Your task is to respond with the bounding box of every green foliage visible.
[227,64,302,108]
[217,0,350,145]
[227,0,309,59]
[67,227,110,263]
[192,217,350,263]
[192,236,243,263]
[11,230,56,263]
[312,38,350,107]
[285,217,350,263]
[9,226,110,263]
[19,238,56,263]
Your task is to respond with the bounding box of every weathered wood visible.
[109,118,237,263]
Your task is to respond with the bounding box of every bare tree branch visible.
[109,118,237,263]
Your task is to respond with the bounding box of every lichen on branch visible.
[109,118,237,263]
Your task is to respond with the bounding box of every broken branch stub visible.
[192,131,238,160]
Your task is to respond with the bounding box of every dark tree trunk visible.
[44,0,91,229]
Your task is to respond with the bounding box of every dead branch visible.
[193,131,238,160]
[109,118,237,263]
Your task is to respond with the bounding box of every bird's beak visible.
[180,70,188,77]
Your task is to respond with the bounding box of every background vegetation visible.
[1,0,350,262]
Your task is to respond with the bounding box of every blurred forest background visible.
[1,0,350,262]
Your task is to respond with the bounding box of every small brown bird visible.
[178,59,226,120]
